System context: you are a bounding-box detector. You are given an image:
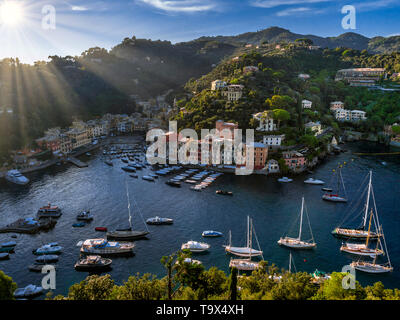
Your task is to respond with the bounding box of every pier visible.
[67,157,88,168]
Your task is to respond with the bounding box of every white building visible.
[243,66,259,73]
[298,74,310,80]
[211,80,227,91]
[330,101,344,111]
[335,109,351,121]
[253,112,277,132]
[302,99,312,109]
[262,135,285,150]
[222,85,244,101]
[267,159,280,173]
[350,110,367,121]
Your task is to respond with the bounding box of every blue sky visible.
[1,0,400,63]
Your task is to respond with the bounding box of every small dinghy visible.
[121,166,136,172]
[74,255,112,271]
[129,174,138,178]
[202,230,223,237]
[33,243,62,255]
[28,263,56,272]
[1,241,16,248]
[77,211,94,221]
[304,178,325,185]
[14,285,43,299]
[0,246,15,253]
[278,177,293,183]
[216,190,233,196]
[146,217,173,225]
[166,180,181,187]
[322,187,333,192]
[142,176,155,182]
[73,222,86,228]
[35,255,59,263]
[95,227,107,232]
[0,252,10,260]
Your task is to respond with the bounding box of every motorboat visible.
[202,230,223,237]
[0,246,14,253]
[74,255,112,271]
[77,211,94,221]
[5,170,29,185]
[129,174,138,178]
[278,177,293,183]
[104,160,113,166]
[73,222,86,228]
[190,186,201,192]
[146,217,173,225]
[121,166,136,172]
[229,258,261,271]
[142,176,155,182]
[322,194,347,202]
[35,255,59,263]
[28,263,56,272]
[181,241,210,253]
[278,197,316,250]
[33,243,62,255]
[14,285,43,299]
[304,178,325,185]
[216,190,233,196]
[37,204,62,218]
[0,253,9,260]
[166,180,181,187]
[322,187,333,192]
[95,227,107,232]
[80,239,134,256]
[1,241,16,248]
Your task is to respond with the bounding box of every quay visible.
[0,218,57,234]
[67,157,88,168]
[353,152,400,156]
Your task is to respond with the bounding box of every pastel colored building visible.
[211,80,227,91]
[282,151,306,171]
[215,120,238,138]
[330,101,344,111]
[262,135,285,150]
[222,84,244,101]
[302,99,312,109]
[253,112,277,132]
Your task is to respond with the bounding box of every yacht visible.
[181,241,210,253]
[80,239,134,256]
[304,178,325,185]
[5,170,29,185]
[278,177,293,183]
[37,204,62,218]
[74,255,112,271]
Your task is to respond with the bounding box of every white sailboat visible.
[278,197,316,249]
[332,171,380,240]
[350,224,393,274]
[322,167,347,202]
[224,216,263,258]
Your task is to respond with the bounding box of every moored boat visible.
[304,178,325,185]
[202,230,223,237]
[216,190,233,196]
[181,241,210,253]
[166,180,181,187]
[146,217,173,225]
[80,239,134,256]
[33,243,62,255]
[77,211,94,221]
[0,252,10,260]
[229,258,261,271]
[6,170,29,185]
[95,227,107,232]
[37,203,62,218]
[35,255,59,263]
[350,260,393,273]
[74,255,112,271]
[14,285,43,299]
[278,177,293,183]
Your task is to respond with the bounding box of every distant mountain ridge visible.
[193,26,398,54]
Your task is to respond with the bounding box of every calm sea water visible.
[0,138,399,297]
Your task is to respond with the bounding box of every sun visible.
[0,1,24,26]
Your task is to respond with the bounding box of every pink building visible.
[282,151,306,171]
[215,120,238,138]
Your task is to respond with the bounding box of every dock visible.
[353,152,400,156]
[67,157,88,168]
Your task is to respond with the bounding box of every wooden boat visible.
[224,216,263,258]
[74,255,112,271]
[278,197,316,249]
[332,171,380,240]
[350,260,393,274]
[95,227,107,232]
[80,239,134,256]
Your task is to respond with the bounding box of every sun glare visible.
[0,1,23,26]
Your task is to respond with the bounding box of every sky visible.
[0,0,399,64]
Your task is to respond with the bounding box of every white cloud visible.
[355,0,399,11]
[71,5,89,11]
[276,7,311,16]
[251,0,331,9]
[138,0,216,12]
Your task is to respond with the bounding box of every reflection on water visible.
[0,140,399,296]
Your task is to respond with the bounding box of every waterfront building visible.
[282,151,306,172]
[66,127,91,150]
[253,112,277,132]
[267,159,280,173]
[244,142,268,171]
[215,120,238,138]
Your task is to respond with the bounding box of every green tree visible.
[0,270,17,300]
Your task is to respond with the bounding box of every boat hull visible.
[224,246,263,258]
[351,262,393,273]
[106,230,149,241]
[322,194,347,202]
[332,228,380,240]
[229,259,261,271]
[277,238,316,250]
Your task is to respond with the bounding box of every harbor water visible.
[0,139,399,296]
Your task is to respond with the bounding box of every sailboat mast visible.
[365,209,373,248]
[246,216,250,248]
[363,171,372,229]
[249,218,253,259]
[125,180,132,229]
[298,197,304,240]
